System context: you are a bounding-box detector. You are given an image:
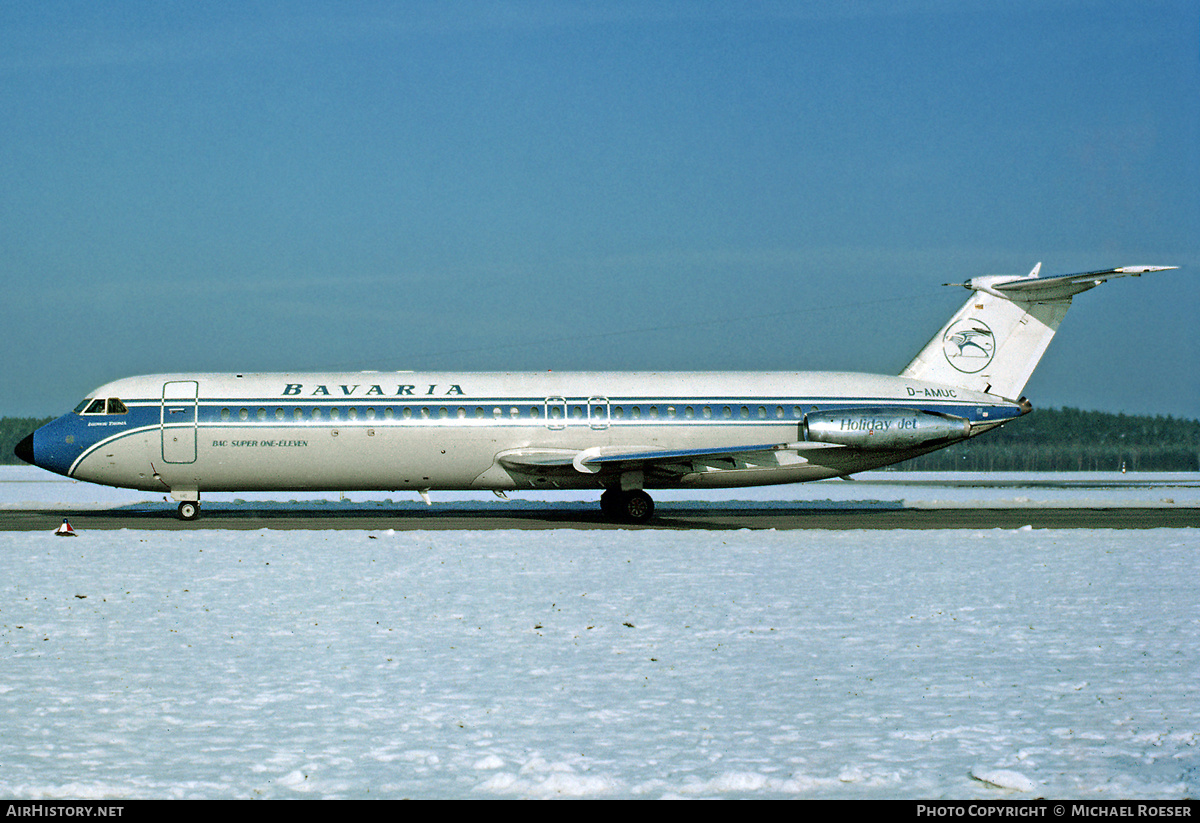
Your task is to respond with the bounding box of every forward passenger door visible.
[161,380,198,463]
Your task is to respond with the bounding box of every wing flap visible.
[497,442,845,477]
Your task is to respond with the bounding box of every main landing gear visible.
[600,488,655,523]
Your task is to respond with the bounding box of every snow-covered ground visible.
[1,467,1197,799]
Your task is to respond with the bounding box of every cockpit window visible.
[77,398,127,415]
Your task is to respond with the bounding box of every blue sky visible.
[2,1,1197,418]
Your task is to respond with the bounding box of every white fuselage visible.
[31,370,1019,498]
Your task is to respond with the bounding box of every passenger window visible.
[221,408,231,421]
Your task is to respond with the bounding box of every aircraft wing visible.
[497,441,845,478]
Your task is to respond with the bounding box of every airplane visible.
[14,263,1178,522]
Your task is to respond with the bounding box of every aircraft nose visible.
[14,433,35,465]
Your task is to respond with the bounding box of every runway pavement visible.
[2,504,1197,531]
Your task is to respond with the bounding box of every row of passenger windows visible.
[217,404,811,422]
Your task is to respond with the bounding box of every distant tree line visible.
[1,408,1197,470]
[0,417,53,465]
[898,407,1200,472]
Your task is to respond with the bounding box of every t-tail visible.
[900,263,1179,401]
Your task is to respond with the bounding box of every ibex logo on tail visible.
[942,319,995,373]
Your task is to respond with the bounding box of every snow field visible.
[1,526,1196,799]
[1,466,1198,510]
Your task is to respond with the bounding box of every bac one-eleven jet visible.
[16,264,1177,521]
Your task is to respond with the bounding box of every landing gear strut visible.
[600,488,655,523]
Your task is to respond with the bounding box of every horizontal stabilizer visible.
[963,265,1178,301]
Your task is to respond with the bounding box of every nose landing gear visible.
[170,487,201,521]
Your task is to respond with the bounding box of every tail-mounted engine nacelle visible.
[803,407,971,450]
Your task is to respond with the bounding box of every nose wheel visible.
[600,489,655,523]
[177,501,201,521]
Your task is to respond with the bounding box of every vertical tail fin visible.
[901,264,1177,399]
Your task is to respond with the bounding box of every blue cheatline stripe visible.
[119,396,1020,411]
[92,398,1023,427]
